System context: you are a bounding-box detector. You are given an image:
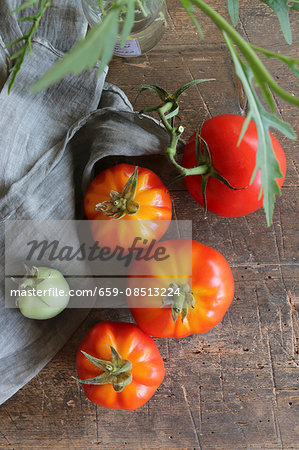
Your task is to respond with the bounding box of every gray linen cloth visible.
[0,0,107,405]
[0,1,170,405]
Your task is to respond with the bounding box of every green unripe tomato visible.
[17,266,70,320]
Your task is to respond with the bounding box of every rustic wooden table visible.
[0,1,298,448]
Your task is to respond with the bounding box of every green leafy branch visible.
[96,0,150,18]
[136,78,215,126]
[181,0,298,224]
[6,0,299,225]
[31,0,150,92]
[250,44,299,77]
[260,0,298,44]
[224,32,296,225]
[6,0,51,93]
[187,0,298,108]
[227,0,239,27]
[227,0,298,44]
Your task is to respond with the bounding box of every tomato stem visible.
[162,282,195,323]
[138,82,245,215]
[96,166,140,220]
[158,104,209,177]
[73,346,133,393]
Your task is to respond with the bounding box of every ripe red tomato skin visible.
[127,239,234,338]
[76,321,165,411]
[182,115,286,217]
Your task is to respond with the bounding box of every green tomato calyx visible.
[194,129,246,217]
[162,282,195,323]
[14,265,47,306]
[95,167,140,220]
[73,346,132,392]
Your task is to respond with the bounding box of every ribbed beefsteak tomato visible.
[127,239,234,338]
[75,321,165,410]
[84,164,172,251]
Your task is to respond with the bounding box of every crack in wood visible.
[276,388,298,391]
[75,379,82,411]
[218,353,224,403]
[4,408,18,430]
[0,429,11,447]
[182,385,202,449]
[254,289,264,343]
[175,47,212,119]
[198,384,202,434]
[238,16,251,42]
[95,404,99,444]
[242,215,252,235]
[266,332,284,449]
[216,352,250,444]
[271,223,288,293]
[41,386,45,425]
[226,220,237,255]
[291,159,299,177]
[287,290,298,359]
[278,308,285,351]
[227,309,238,335]
[276,202,285,261]
[218,393,249,444]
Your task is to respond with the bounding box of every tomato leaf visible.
[260,0,293,44]
[120,0,135,46]
[135,84,169,101]
[224,32,296,225]
[31,0,147,92]
[174,78,215,98]
[180,0,204,38]
[250,44,299,78]
[136,80,214,121]
[227,0,239,26]
[31,6,120,92]
[7,0,52,94]
[10,0,39,13]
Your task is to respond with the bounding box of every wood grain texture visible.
[0,1,298,448]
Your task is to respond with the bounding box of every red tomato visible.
[127,239,234,338]
[182,115,286,217]
[76,321,165,410]
[84,164,172,251]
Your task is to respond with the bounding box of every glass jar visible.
[81,0,168,57]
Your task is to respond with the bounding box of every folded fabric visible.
[0,0,107,405]
[0,1,173,405]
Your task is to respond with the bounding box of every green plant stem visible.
[96,0,106,16]
[7,0,51,93]
[188,0,299,106]
[135,0,148,16]
[158,102,208,176]
[250,43,299,70]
